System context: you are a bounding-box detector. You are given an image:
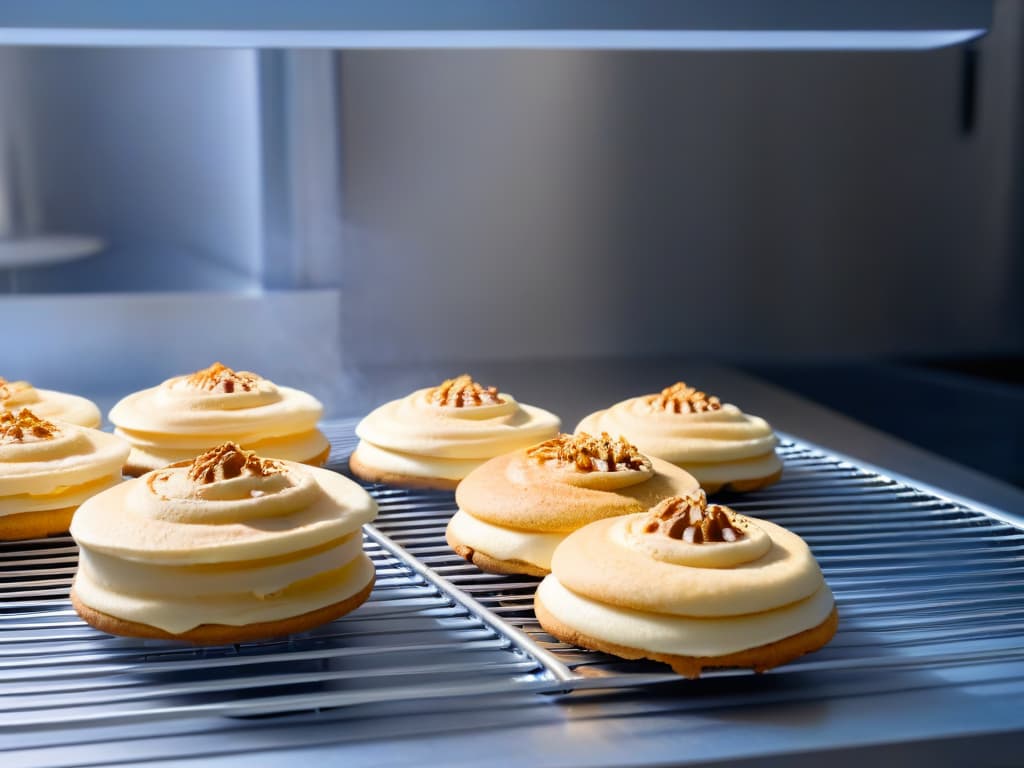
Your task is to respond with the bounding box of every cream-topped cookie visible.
[350,375,560,489]
[535,491,838,678]
[71,443,377,643]
[446,432,701,576]
[0,409,128,540]
[576,382,783,492]
[109,363,330,475]
[0,377,101,428]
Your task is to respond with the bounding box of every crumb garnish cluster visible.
[528,432,647,472]
[642,490,745,543]
[429,375,505,407]
[0,408,58,443]
[184,362,262,394]
[186,442,280,484]
[646,382,722,414]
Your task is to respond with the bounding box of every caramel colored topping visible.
[429,374,504,407]
[642,491,744,543]
[528,432,647,472]
[0,409,58,443]
[187,443,280,484]
[184,362,261,394]
[646,382,722,414]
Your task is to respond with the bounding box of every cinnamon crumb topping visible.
[646,382,722,414]
[528,432,648,472]
[0,409,58,443]
[642,491,744,543]
[187,442,280,484]
[184,363,261,394]
[429,375,504,407]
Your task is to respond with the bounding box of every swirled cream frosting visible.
[447,432,701,574]
[109,363,330,475]
[0,377,101,428]
[351,375,560,488]
[71,443,378,635]
[0,409,128,536]
[535,490,836,674]
[575,382,783,492]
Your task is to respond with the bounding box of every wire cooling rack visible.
[3,418,1024,740]
[341,423,1024,686]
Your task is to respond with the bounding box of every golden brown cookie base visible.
[348,449,460,491]
[457,453,699,533]
[445,526,549,577]
[0,505,77,541]
[699,467,784,495]
[70,575,375,645]
[123,445,332,478]
[535,595,838,679]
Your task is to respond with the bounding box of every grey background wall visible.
[337,1,1024,364]
[1,2,1022,399]
[17,48,265,291]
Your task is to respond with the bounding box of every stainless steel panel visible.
[0,1,990,50]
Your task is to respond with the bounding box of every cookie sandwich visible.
[350,375,560,490]
[109,363,330,475]
[535,490,838,678]
[71,443,378,644]
[446,432,701,576]
[0,409,128,540]
[1,377,101,428]
[576,382,782,493]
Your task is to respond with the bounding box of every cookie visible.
[446,433,701,576]
[0,505,77,541]
[350,374,560,490]
[576,382,783,492]
[0,409,128,541]
[348,449,461,491]
[535,596,839,678]
[534,491,837,677]
[445,535,550,578]
[110,362,331,476]
[70,577,375,646]
[71,443,378,643]
[0,377,102,428]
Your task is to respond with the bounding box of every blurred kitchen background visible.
[1,2,1021,484]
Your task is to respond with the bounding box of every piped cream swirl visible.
[549,493,829,617]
